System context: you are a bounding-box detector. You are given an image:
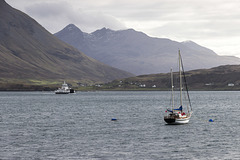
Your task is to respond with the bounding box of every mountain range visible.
[0,0,133,88]
[55,24,240,75]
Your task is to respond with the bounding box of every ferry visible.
[55,81,74,94]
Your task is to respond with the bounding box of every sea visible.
[0,91,239,160]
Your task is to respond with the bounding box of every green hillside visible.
[0,0,133,90]
[101,65,240,91]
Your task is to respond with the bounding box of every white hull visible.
[164,115,191,125]
[55,91,70,94]
[173,117,190,124]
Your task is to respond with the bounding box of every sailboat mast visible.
[179,50,183,108]
[171,68,174,111]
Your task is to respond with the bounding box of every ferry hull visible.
[55,92,69,94]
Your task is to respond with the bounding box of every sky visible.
[5,0,240,57]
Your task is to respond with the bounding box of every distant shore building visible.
[205,83,214,86]
[228,83,234,87]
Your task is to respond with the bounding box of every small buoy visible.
[209,119,214,122]
[111,118,117,121]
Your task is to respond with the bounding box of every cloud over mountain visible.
[24,1,126,34]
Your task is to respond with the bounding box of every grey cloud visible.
[25,2,70,18]
[24,1,126,33]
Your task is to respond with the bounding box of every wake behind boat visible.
[164,50,193,125]
[55,81,74,94]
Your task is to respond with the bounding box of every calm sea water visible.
[0,91,239,160]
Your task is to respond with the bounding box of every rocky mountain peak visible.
[55,24,240,75]
[92,27,114,37]
[54,24,84,44]
[65,24,82,33]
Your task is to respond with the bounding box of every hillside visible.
[102,65,240,91]
[55,24,240,75]
[0,1,133,90]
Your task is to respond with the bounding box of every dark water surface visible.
[0,91,239,159]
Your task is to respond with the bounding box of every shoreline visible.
[0,88,240,92]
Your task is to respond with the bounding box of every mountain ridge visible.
[0,1,133,86]
[55,24,240,75]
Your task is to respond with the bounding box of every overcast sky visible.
[6,0,240,57]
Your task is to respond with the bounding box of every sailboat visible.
[164,50,193,124]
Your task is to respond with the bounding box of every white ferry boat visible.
[55,81,74,94]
